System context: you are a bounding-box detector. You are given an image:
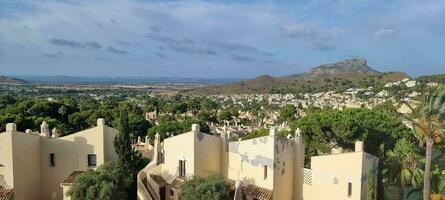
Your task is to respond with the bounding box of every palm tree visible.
[386,138,423,200]
[405,85,445,199]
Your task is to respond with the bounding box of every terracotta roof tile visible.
[0,187,13,200]
[169,177,184,190]
[61,171,84,186]
[242,184,273,200]
[149,174,168,187]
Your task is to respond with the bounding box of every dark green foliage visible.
[417,74,445,84]
[114,108,146,200]
[180,173,232,200]
[291,108,413,158]
[242,128,269,140]
[279,104,297,122]
[147,117,210,143]
[67,161,132,200]
[291,108,416,199]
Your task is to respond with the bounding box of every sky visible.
[0,0,444,78]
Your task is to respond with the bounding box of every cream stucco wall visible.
[40,125,114,200]
[0,132,14,188]
[227,136,275,189]
[163,130,222,178]
[0,119,118,200]
[11,131,42,200]
[193,131,221,177]
[303,152,378,200]
[272,137,296,200]
[0,131,42,200]
[163,132,195,177]
[140,125,377,200]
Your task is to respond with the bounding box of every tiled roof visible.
[61,171,84,186]
[242,184,273,200]
[0,187,13,200]
[169,177,184,190]
[149,174,168,187]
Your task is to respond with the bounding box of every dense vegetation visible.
[0,83,443,199]
[180,173,232,200]
[67,108,149,200]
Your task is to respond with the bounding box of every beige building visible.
[0,118,118,200]
[137,124,378,200]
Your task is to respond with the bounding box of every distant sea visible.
[12,75,241,85]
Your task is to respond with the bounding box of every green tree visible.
[291,108,415,198]
[386,139,423,200]
[58,105,68,120]
[180,173,231,200]
[242,128,269,140]
[114,108,146,200]
[200,98,217,110]
[67,161,131,200]
[405,86,445,200]
[279,104,297,122]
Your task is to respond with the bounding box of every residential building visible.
[0,118,118,200]
[137,124,378,200]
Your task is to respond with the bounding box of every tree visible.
[386,139,423,200]
[114,108,147,200]
[405,86,445,200]
[431,166,445,197]
[291,108,415,198]
[180,173,231,200]
[242,128,269,140]
[67,161,131,200]
[279,104,297,122]
[200,98,217,111]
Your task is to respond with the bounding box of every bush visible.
[180,173,231,200]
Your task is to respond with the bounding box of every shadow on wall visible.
[241,177,255,185]
[43,136,95,200]
[0,174,5,186]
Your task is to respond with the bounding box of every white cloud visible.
[375,28,396,37]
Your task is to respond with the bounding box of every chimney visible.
[97,118,105,126]
[6,123,16,132]
[355,141,364,152]
[191,124,200,132]
[51,128,60,138]
[40,121,50,137]
[269,126,278,136]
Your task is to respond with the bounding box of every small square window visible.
[88,154,97,167]
[49,153,56,167]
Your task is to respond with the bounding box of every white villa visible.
[0,118,118,200]
[137,124,379,200]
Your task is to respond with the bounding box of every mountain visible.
[0,76,27,84]
[192,58,410,94]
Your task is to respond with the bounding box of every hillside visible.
[0,76,27,84]
[417,74,445,83]
[192,59,410,94]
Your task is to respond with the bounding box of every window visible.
[170,189,174,196]
[263,165,267,179]
[49,153,55,167]
[347,182,352,197]
[158,151,165,164]
[88,154,97,167]
[178,160,186,177]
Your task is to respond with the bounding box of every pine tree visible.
[114,108,144,200]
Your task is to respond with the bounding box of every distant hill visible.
[192,58,410,94]
[417,74,445,83]
[289,58,380,79]
[0,76,27,84]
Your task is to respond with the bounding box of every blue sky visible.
[0,0,444,78]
